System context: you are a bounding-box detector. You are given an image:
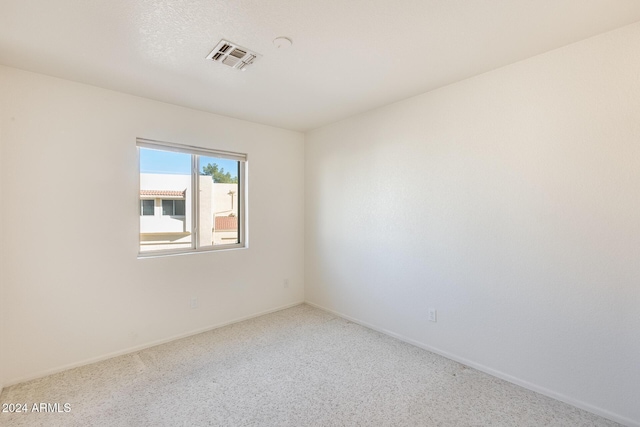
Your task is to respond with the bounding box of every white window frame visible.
[137,138,247,257]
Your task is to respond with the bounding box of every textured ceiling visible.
[1,0,640,131]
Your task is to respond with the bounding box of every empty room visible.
[1,1,639,426]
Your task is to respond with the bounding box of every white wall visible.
[0,65,305,385]
[305,22,640,426]
[0,89,5,393]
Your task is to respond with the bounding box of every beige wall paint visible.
[0,66,305,385]
[305,23,640,425]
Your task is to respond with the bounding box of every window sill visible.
[137,244,246,259]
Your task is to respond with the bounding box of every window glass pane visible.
[141,200,154,216]
[162,200,174,216]
[199,156,239,246]
[174,200,185,216]
[139,147,192,252]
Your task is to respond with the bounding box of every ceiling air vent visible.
[206,40,262,71]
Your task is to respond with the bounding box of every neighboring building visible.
[214,215,238,245]
[211,182,240,243]
[139,173,238,251]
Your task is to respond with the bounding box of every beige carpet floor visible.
[0,304,620,426]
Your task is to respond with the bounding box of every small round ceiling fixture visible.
[273,37,292,49]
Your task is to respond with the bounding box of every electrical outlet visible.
[283,279,289,289]
[190,297,199,309]
[428,308,437,322]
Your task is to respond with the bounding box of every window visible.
[140,200,154,216]
[162,199,185,216]
[138,138,246,255]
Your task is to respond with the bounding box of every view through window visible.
[138,139,245,254]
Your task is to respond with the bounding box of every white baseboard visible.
[304,300,637,427]
[4,301,304,389]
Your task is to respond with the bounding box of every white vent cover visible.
[206,40,262,71]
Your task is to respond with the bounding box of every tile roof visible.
[215,216,238,231]
[140,189,186,197]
